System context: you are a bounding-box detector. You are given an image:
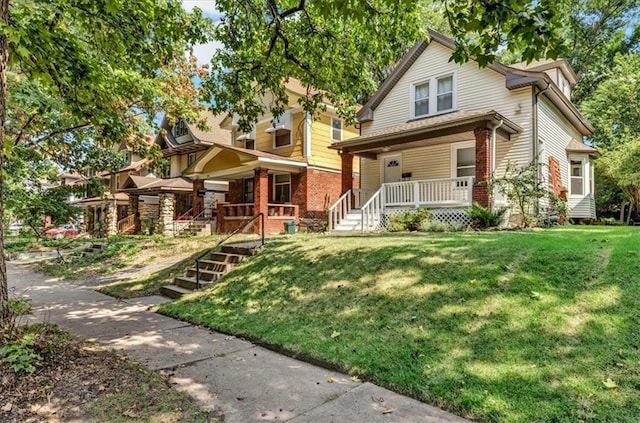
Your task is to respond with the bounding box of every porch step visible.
[82,243,106,255]
[161,241,263,299]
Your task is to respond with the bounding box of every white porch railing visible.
[384,176,474,208]
[328,176,474,232]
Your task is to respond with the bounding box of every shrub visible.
[418,220,465,232]
[466,202,507,228]
[387,208,432,232]
[0,333,41,374]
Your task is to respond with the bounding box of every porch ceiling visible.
[331,110,521,158]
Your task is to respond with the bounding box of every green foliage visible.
[386,208,432,232]
[0,333,41,374]
[466,202,507,229]
[597,138,640,214]
[492,161,549,227]
[418,220,465,233]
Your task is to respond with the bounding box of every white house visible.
[329,30,597,231]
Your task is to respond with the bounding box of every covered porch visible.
[184,144,303,234]
[74,193,129,236]
[328,110,522,231]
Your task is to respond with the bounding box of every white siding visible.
[366,41,533,178]
[538,97,595,218]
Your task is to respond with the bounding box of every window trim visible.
[409,72,457,119]
[243,177,254,204]
[330,117,343,142]
[272,129,292,149]
[272,173,291,203]
[569,157,587,196]
[187,152,197,166]
[451,141,476,179]
[173,120,189,138]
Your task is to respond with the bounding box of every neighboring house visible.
[121,111,232,236]
[183,79,360,233]
[328,30,597,232]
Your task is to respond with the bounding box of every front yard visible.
[158,227,640,422]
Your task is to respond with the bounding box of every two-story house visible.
[183,79,360,233]
[121,111,232,236]
[328,30,597,231]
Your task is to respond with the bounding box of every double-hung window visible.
[570,160,583,195]
[187,152,197,166]
[243,178,254,203]
[331,117,343,142]
[412,73,455,118]
[273,174,291,203]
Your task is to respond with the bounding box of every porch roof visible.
[330,110,521,157]
[183,143,307,180]
[73,192,129,207]
[121,176,194,194]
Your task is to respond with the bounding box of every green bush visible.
[0,333,41,374]
[419,220,466,232]
[466,202,507,228]
[387,208,432,232]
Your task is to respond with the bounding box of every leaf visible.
[351,375,361,382]
[330,331,341,338]
[530,291,541,300]
[327,377,335,383]
[2,402,13,412]
[603,378,618,389]
[382,407,394,414]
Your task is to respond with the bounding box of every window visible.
[570,160,583,195]
[122,150,131,166]
[414,82,430,117]
[187,152,197,166]
[173,120,188,137]
[411,73,455,118]
[243,178,254,203]
[452,142,475,188]
[244,139,255,150]
[273,173,291,203]
[331,117,343,142]
[274,130,292,148]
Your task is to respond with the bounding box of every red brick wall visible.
[548,156,562,196]
[473,128,492,208]
[192,179,204,213]
[228,180,243,203]
[305,168,344,218]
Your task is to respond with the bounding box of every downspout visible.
[490,119,503,210]
[532,83,550,214]
[303,112,312,158]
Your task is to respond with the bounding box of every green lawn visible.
[159,227,640,422]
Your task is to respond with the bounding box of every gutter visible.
[532,83,551,215]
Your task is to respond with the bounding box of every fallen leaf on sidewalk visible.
[382,407,394,414]
[2,402,13,412]
[351,375,361,382]
[327,377,335,383]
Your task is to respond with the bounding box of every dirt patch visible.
[1,324,216,422]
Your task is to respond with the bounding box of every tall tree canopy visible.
[205,0,571,130]
[0,0,212,322]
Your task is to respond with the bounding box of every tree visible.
[0,1,212,322]
[205,0,570,130]
[597,138,640,217]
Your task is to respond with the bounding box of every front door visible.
[383,155,402,183]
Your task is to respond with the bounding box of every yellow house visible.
[184,79,359,233]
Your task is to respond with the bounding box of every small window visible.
[274,130,292,148]
[414,82,430,117]
[456,147,475,177]
[244,139,255,150]
[437,76,453,112]
[331,117,343,142]
[122,150,131,166]
[273,174,291,203]
[243,178,254,203]
[570,160,583,195]
[173,120,188,137]
[187,152,197,166]
[386,159,399,168]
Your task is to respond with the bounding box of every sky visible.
[181,0,222,65]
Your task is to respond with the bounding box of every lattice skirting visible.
[379,207,472,229]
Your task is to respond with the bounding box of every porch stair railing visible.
[327,189,353,232]
[117,214,136,234]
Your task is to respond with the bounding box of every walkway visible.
[7,262,472,423]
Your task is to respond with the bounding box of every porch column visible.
[254,168,269,218]
[156,192,175,237]
[105,200,118,236]
[192,179,205,215]
[339,151,354,195]
[473,127,492,209]
[204,191,216,218]
[128,194,141,233]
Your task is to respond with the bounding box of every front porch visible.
[329,177,474,232]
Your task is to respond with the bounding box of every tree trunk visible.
[0,0,10,323]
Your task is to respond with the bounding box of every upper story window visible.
[173,120,188,137]
[237,128,256,149]
[331,117,343,142]
[187,152,197,166]
[244,139,255,150]
[274,130,292,148]
[411,73,456,119]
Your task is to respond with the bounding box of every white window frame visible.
[451,141,475,189]
[568,155,589,196]
[273,173,291,203]
[187,152,197,166]
[409,72,457,119]
[331,117,343,142]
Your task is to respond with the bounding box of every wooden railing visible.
[328,190,353,232]
[384,177,474,207]
[117,214,136,234]
[221,203,297,218]
[360,189,384,232]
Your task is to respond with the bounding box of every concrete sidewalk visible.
[7,262,472,423]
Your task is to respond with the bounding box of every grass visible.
[159,226,640,422]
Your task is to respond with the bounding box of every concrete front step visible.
[174,276,216,291]
[159,284,194,299]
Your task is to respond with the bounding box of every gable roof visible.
[156,110,232,154]
[358,30,593,136]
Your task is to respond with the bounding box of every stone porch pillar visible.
[339,151,354,195]
[105,200,118,236]
[128,194,141,233]
[473,128,492,209]
[192,179,205,215]
[156,192,176,236]
[254,168,269,218]
[204,191,216,218]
